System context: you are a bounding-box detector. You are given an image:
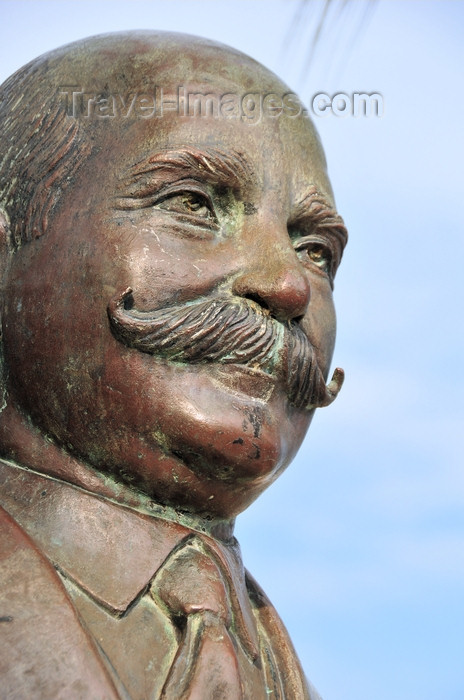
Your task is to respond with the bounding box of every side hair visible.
[0,56,91,407]
[0,58,90,250]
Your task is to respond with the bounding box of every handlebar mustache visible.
[108,288,344,410]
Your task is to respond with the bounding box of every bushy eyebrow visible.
[292,186,348,250]
[115,146,254,208]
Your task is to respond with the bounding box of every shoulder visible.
[0,505,119,700]
[245,569,323,700]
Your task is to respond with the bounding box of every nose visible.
[232,238,311,322]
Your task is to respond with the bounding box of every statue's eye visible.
[180,193,212,216]
[158,191,215,222]
[306,243,332,271]
[293,236,333,275]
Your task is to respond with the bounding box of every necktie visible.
[150,534,252,699]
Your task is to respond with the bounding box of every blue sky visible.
[1,2,462,699]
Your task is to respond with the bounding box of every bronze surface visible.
[0,31,346,699]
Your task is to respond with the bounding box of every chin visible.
[127,389,311,518]
[150,364,312,485]
[59,354,313,517]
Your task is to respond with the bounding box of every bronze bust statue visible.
[0,31,347,699]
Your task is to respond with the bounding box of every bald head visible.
[0,31,308,252]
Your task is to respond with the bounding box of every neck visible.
[0,402,235,542]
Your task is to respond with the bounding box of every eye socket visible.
[293,236,334,275]
[157,191,216,223]
[306,243,332,271]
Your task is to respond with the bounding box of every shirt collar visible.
[0,459,195,611]
[0,457,260,658]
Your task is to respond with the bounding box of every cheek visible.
[112,223,228,311]
[301,278,337,375]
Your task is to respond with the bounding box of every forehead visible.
[90,107,334,214]
[33,33,335,209]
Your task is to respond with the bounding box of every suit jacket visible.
[0,459,321,700]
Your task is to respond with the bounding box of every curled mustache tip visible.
[107,288,134,323]
[308,367,345,410]
[323,367,345,406]
[114,287,133,308]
